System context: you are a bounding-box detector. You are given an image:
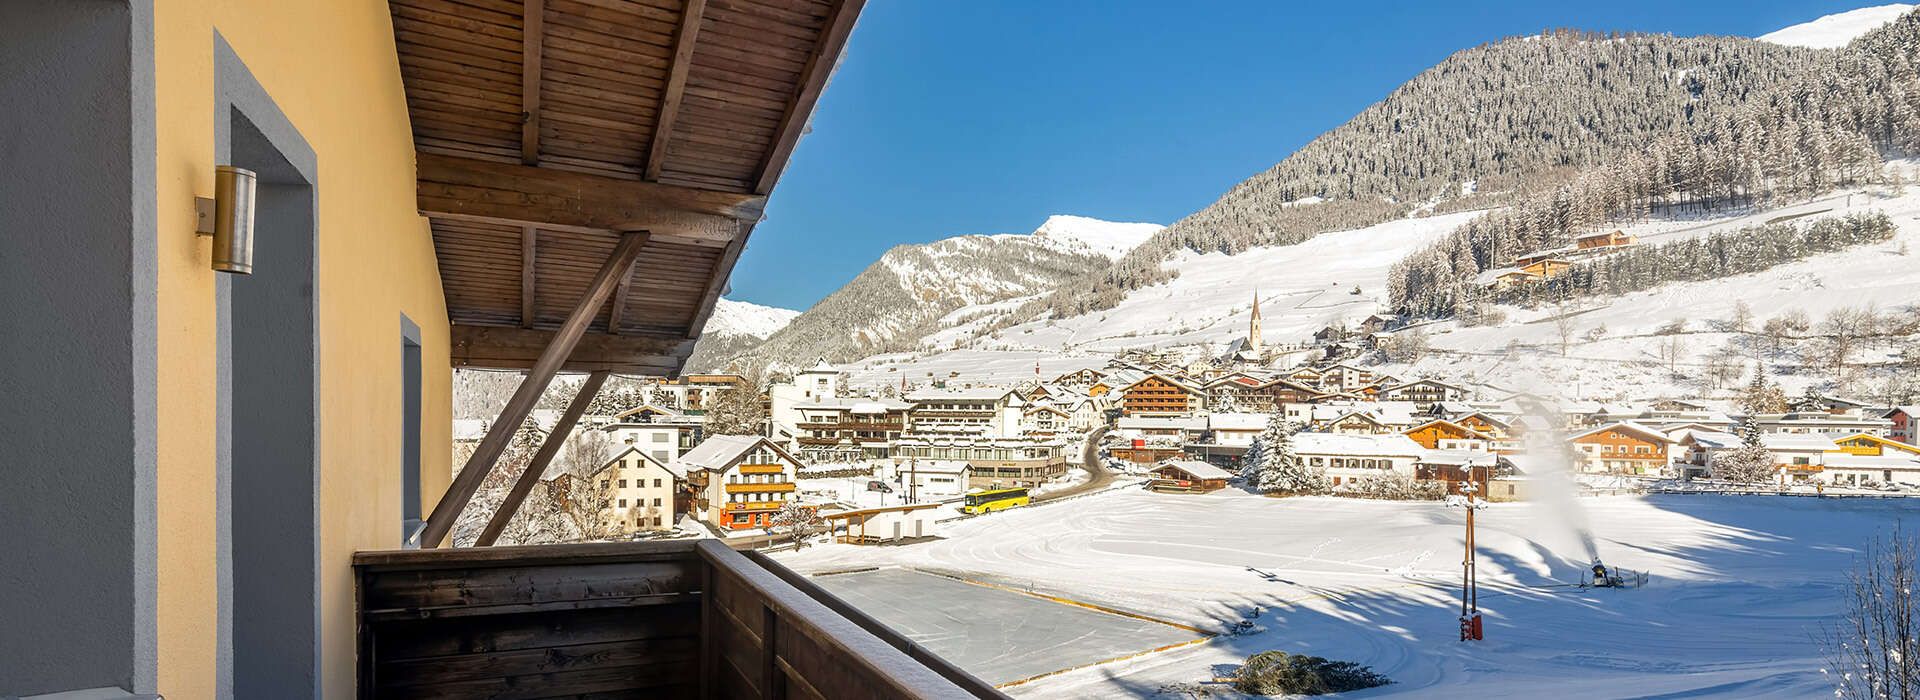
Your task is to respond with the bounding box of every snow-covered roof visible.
[1824,453,1920,470]
[581,444,678,480]
[1418,449,1499,467]
[1117,416,1208,431]
[1154,460,1235,480]
[1761,434,1840,452]
[1208,413,1270,431]
[1678,430,1743,449]
[906,388,1014,402]
[1569,421,1674,444]
[1291,432,1426,458]
[800,359,837,374]
[674,434,787,474]
[452,418,489,441]
[898,460,969,475]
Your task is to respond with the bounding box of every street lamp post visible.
[1456,472,1485,642]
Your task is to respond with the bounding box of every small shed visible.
[821,503,943,545]
[1150,460,1234,493]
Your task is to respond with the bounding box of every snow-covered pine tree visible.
[1713,411,1778,484]
[1251,417,1326,495]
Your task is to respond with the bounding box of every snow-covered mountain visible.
[709,5,1920,400]
[691,216,1160,372]
[1759,3,1914,48]
[700,298,800,340]
[1028,215,1162,260]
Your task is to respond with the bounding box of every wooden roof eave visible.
[391,0,865,376]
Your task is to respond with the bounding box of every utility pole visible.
[1458,475,1484,641]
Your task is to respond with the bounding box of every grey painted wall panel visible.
[0,1,150,695]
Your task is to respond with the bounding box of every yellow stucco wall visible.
[152,3,450,697]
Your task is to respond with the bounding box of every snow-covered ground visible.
[774,488,1920,698]
[1390,185,1920,401]
[700,297,801,339]
[843,210,1485,387]
[1031,214,1164,260]
[841,182,1920,399]
[1758,3,1914,49]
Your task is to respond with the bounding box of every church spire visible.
[1248,290,1263,352]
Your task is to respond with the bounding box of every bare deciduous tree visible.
[1824,527,1920,700]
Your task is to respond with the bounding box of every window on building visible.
[400,318,423,547]
[619,479,627,488]
[653,498,662,507]
[652,433,668,442]
[619,499,627,507]
[653,478,662,488]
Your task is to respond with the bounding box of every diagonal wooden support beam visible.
[419,230,651,548]
[520,0,544,165]
[474,369,609,546]
[643,0,705,182]
[606,260,637,335]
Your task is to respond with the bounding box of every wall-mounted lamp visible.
[194,165,257,274]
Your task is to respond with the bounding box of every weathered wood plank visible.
[415,152,759,241]
[521,0,545,164]
[377,636,696,689]
[646,0,706,181]
[450,323,695,373]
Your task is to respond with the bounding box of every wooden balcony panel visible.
[353,539,1000,698]
[726,481,796,494]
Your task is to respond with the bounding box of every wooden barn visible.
[1150,460,1234,493]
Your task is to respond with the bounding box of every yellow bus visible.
[962,487,1030,514]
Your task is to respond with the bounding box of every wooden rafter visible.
[752,0,865,195]
[519,226,537,328]
[420,232,652,548]
[415,153,761,242]
[519,0,544,165]
[644,0,706,182]
[451,324,695,375]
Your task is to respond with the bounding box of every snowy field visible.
[773,488,1920,697]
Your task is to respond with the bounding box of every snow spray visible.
[1514,396,1603,565]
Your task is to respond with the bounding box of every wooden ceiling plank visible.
[645,0,707,181]
[450,323,697,374]
[520,0,545,165]
[520,226,537,327]
[753,0,861,194]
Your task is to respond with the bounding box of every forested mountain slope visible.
[1038,30,1830,316]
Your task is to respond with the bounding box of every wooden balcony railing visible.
[355,539,1001,699]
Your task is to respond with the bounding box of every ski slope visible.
[773,488,1920,698]
[1391,185,1920,401]
[843,210,1485,387]
[1758,4,1914,49]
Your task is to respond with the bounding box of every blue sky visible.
[729,0,1877,310]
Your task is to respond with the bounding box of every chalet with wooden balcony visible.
[0,0,1013,696]
[1575,229,1637,250]
[675,435,806,532]
[1569,422,1675,475]
[1118,373,1205,417]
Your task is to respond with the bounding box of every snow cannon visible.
[1589,560,1623,588]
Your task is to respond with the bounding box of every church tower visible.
[1248,290,1263,352]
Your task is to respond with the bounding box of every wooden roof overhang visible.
[390,0,863,376]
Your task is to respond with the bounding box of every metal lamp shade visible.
[212,165,257,274]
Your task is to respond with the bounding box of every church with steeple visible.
[1247,290,1263,353]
